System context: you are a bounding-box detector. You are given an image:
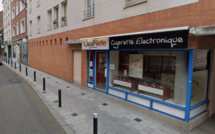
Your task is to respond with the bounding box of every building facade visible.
[2,0,12,59]
[0,11,3,56]
[11,0,28,65]
[28,0,215,130]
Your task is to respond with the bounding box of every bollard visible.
[58,89,62,107]
[11,61,12,67]
[15,62,16,69]
[34,71,36,82]
[93,113,98,134]
[19,64,21,72]
[26,67,28,76]
[43,78,46,92]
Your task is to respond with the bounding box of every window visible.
[12,7,15,19]
[12,25,15,37]
[108,51,189,105]
[37,16,40,34]
[16,2,18,15]
[20,18,25,34]
[61,1,67,27]
[84,0,94,20]
[29,0,32,13]
[47,9,52,31]
[192,50,210,105]
[20,1,25,12]
[29,21,32,36]
[37,0,40,7]
[16,22,19,35]
[53,5,59,29]
[125,0,147,8]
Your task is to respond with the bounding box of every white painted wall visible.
[3,0,12,44]
[28,0,198,39]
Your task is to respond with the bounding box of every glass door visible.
[95,52,107,91]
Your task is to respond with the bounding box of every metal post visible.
[34,71,36,82]
[15,62,16,69]
[11,60,12,67]
[19,64,21,72]
[26,67,28,76]
[93,113,98,134]
[58,89,62,107]
[43,78,46,92]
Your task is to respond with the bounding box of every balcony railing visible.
[83,4,95,20]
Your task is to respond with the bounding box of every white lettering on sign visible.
[111,37,184,49]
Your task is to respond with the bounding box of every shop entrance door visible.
[96,52,107,91]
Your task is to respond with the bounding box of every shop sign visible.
[110,30,189,50]
[82,38,109,50]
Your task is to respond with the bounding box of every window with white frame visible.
[16,2,18,15]
[53,5,59,29]
[37,0,40,7]
[29,0,32,13]
[16,22,19,35]
[61,0,67,26]
[125,0,147,8]
[20,1,25,12]
[12,25,15,37]
[84,0,94,20]
[37,16,40,34]
[29,21,32,36]
[12,7,15,19]
[47,9,52,31]
[20,18,25,34]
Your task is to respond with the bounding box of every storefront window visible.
[192,50,209,105]
[88,51,94,81]
[109,51,189,105]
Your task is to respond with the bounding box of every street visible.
[0,64,66,134]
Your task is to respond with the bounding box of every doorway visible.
[73,51,82,84]
[95,52,107,91]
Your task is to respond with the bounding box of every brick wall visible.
[29,0,215,86]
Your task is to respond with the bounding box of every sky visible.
[0,0,2,12]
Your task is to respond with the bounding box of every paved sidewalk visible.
[2,61,212,134]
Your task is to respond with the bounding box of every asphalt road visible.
[0,64,66,134]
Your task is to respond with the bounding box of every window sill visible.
[83,16,94,21]
[124,0,147,9]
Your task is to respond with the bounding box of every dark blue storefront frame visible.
[87,49,210,123]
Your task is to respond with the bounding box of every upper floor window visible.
[16,2,18,15]
[37,16,40,34]
[83,0,94,20]
[20,18,25,34]
[12,25,15,37]
[20,1,25,12]
[29,21,32,36]
[16,22,19,35]
[47,9,52,31]
[125,0,147,8]
[61,0,67,27]
[12,7,15,19]
[53,5,59,29]
[29,0,32,13]
[37,0,40,7]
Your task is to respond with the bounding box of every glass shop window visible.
[192,50,209,105]
[88,51,94,81]
[109,51,189,105]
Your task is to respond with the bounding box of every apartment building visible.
[0,11,3,56]
[28,0,215,130]
[2,0,12,59]
[11,0,28,65]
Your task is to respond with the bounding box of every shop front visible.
[82,26,211,124]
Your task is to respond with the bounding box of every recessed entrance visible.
[95,52,107,91]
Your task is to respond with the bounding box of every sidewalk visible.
[3,61,208,134]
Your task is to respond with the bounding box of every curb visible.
[3,62,75,134]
